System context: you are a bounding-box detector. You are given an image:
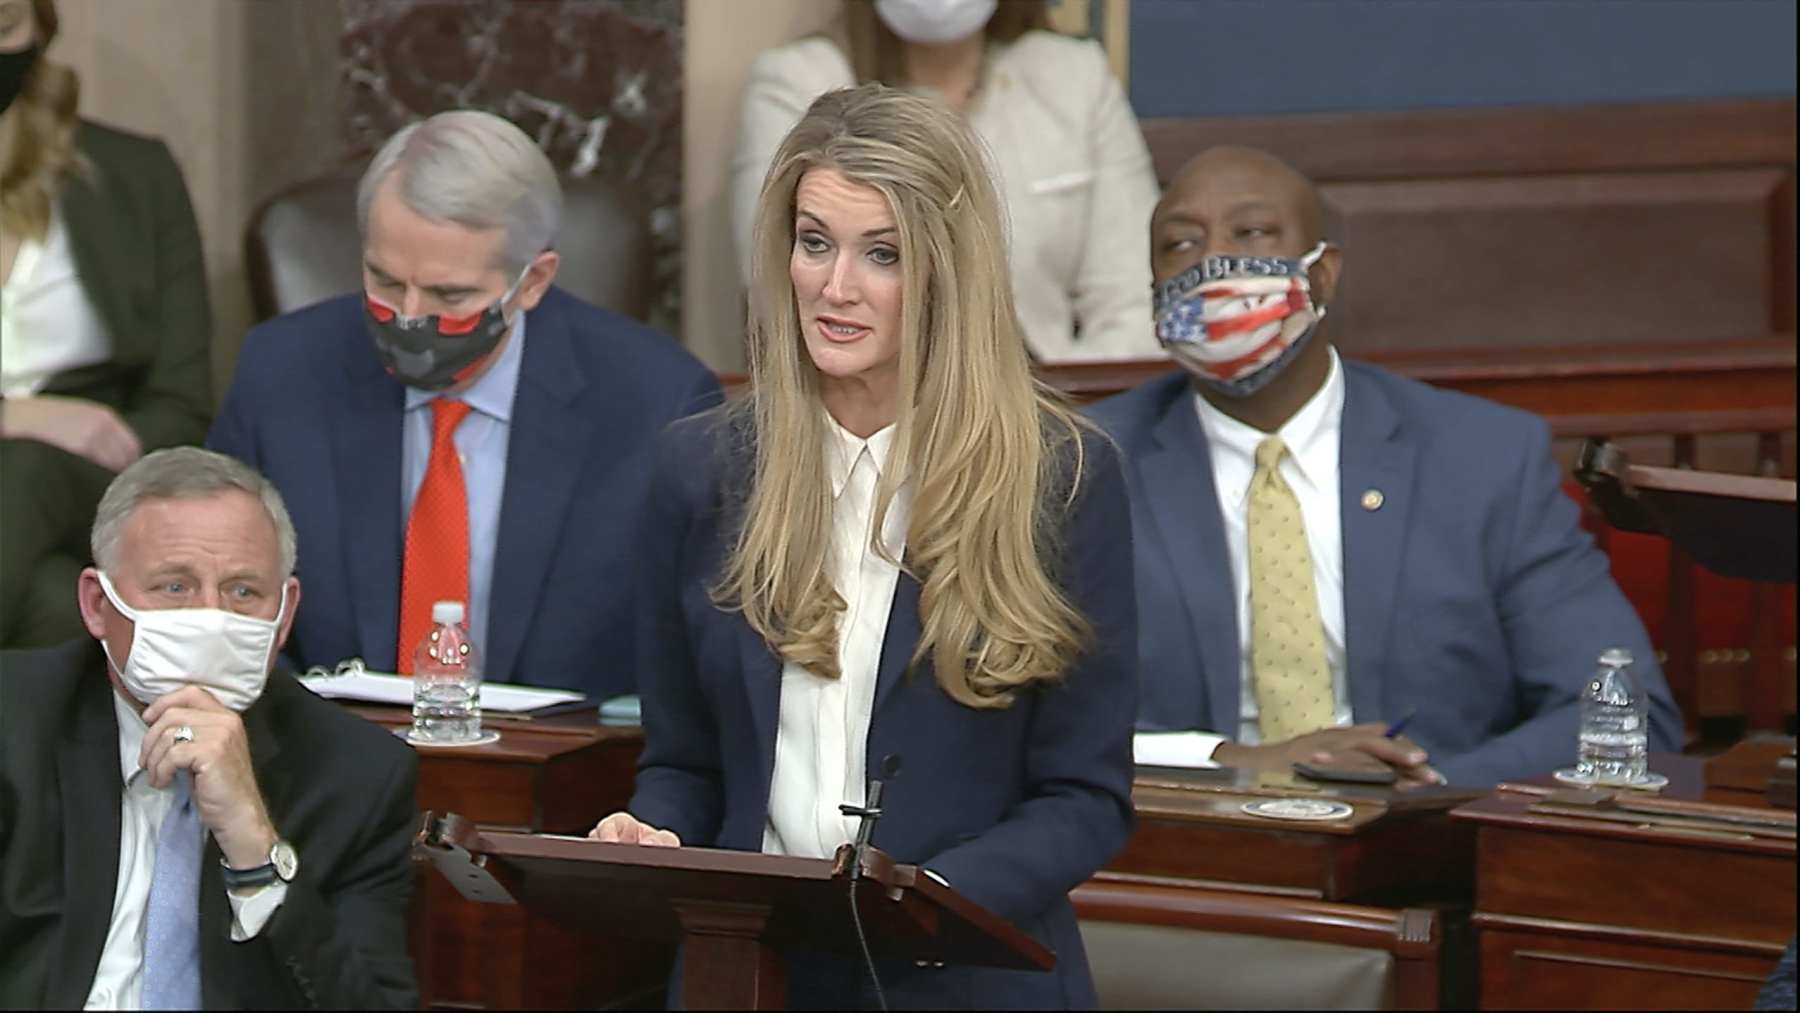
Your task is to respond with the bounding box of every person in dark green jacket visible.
[1,0,213,648]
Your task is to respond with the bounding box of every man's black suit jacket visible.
[0,638,418,1008]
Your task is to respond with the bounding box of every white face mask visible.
[97,571,288,712]
[875,0,997,46]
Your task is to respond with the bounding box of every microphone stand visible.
[838,779,886,881]
[838,756,900,1010]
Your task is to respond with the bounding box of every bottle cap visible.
[431,600,466,624]
[1599,647,1633,668]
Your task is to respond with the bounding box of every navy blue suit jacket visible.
[1087,361,1681,786]
[208,288,720,697]
[627,410,1138,1009]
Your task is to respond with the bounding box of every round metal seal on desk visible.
[1241,798,1356,821]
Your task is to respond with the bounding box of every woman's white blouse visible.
[1,206,113,397]
[762,419,913,859]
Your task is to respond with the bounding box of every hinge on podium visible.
[413,810,517,904]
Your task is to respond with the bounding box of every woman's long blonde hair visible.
[0,0,81,241]
[720,84,1092,710]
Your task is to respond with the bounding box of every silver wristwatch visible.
[221,838,299,890]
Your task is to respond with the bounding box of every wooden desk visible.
[353,711,1792,1009]
[1111,770,1477,907]
[1076,769,1482,1009]
[347,707,659,1009]
[1454,753,1795,1009]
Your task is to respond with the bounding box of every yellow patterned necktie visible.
[1248,436,1334,743]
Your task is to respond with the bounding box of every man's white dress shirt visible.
[1133,350,1355,768]
[84,691,286,1010]
[762,420,911,859]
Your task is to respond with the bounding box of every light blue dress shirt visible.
[400,312,525,658]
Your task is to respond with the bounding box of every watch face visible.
[272,840,300,881]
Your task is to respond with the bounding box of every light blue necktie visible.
[141,771,203,1010]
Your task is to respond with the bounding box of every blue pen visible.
[1383,708,1418,739]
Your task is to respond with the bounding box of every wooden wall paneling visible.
[1138,97,1798,376]
[1428,371,1792,428]
[1320,169,1790,356]
[1772,168,1797,332]
[1139,99,1797,186]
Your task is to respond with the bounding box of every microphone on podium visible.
[841,754,903,1011]
[840,754,903,882]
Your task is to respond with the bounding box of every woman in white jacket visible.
[731,0,1162,362]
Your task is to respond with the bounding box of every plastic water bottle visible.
[1576,647,1648,784]
[410,600,483,743]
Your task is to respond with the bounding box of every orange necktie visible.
[397,399,473,673]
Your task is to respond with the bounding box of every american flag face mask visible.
[1152,241,1328,398]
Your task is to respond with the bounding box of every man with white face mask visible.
[1089,146,1683,788]
[0,446,417,1009]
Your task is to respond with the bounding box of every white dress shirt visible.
[732,31,1162,362]
[1,207,114,397]
[1133,350,1354,768]
[85,691,287,1010]
[762,419,911,859]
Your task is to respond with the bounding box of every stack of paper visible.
[300,669,586,714]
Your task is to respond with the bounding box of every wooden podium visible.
[342,706,654,1007]
[414,812,1053,1010]
[1575,437,1796,583]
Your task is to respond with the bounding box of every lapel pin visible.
[1361,489,1384,511]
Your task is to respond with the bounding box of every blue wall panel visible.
[1128,0,1797,118]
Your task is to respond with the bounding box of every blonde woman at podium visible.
[590,84,1138,1009]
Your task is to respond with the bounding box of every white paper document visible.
[299,669,586,713]
[1132,731,1224,769]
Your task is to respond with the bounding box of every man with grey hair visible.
[210,110,718,695]
[0,447,417,1008]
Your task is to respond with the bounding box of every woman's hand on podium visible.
[589,811,682,847]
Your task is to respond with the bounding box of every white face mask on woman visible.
[875,0,997,46]
[97,571,287,712]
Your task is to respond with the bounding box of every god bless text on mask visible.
[1153,242,1329,399]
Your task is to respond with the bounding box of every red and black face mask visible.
[363,268,529,391]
